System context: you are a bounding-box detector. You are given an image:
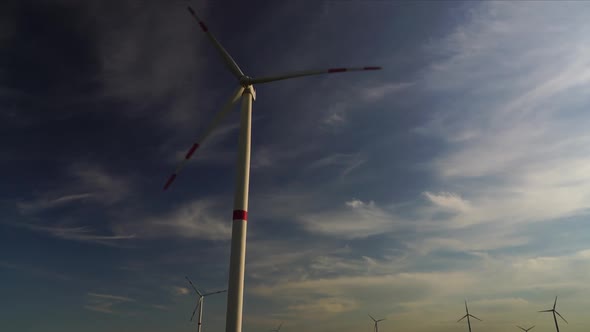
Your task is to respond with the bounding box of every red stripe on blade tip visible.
[185,143,200,159]
[363,66,381,70]
[186,7,208,31]
[233,210,248,220]
[328,68,347,73]
[163,174,177,190]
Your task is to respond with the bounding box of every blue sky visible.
[2,1,590,332]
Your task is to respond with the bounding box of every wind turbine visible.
[539,296,568,332]
[516,325,535,332]
[186,276,227,332]
[457,300,482,332]
[270,322,283,332]
[164,5,381,332]
[368,314,385,332]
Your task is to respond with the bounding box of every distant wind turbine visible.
[517,325,535,332]
[270,322,283,332]
[186,276,227,332]
[457,300,482,332]
[368,314,385,332]
[539,296,568,332]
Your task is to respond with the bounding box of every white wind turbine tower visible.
[368,314,385,332]
[516,325,535,332]
[539,296,568,332]
[186,276,227,332]
[457,300,482,332]
[164,5,381,332]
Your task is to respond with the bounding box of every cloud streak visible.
[16,223,136,246]
[85,292,136,314]
[307,153,366,177]
[17,193,94,213]
[298,199,399,238]
[113,198,231,241]
[413,1,590,234]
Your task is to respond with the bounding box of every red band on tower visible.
[233,210,248,220]
[328,68,347,73]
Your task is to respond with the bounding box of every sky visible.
[2,0,590,331]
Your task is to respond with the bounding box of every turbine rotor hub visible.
[239,76,251,87]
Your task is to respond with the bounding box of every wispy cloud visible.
[318,81,411,128]
[16,223,135,246]
[411,1,590,236]
[247,241,590,328]
[151,304,169,311]
[251,270,475,319]
[113,198,231,240]
[88,292,135,302]
[173,287,190,296]
[298,199,399,238]
[307,153,366,177]
[69,163,131,203]
[322,101,349,128]
[312,81,416,129]
[251,144,315,170]
[17,193,94,213]
[361,82,414,102]
[82,1,213,130]
[85,292,136,314]
[17,163,131,214]
[423,192,471,213]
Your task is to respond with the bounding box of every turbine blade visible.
[368,314,377,322]
[190,300,200,321]
[186,6,244,79]
[377,319,385,322]
[465,300,469,314]
[185,276,203,296]
[553,296,558,310]
[555,311,568,324]
[458,314,468,322]
[249,66,382,85]
[516,326,526,331]
[470,314,482,321]
[163,86,244,190]
[539,309,553,313]
[203,289,228,296]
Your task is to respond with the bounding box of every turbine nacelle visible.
[239,76,252,87]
